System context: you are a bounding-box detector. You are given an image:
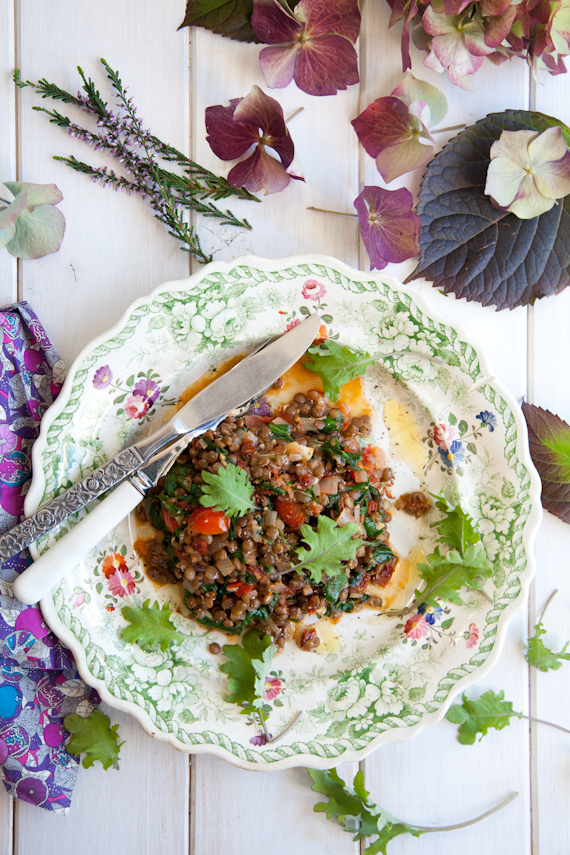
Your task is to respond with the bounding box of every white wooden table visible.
[2,1,569,853]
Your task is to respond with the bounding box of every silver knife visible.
[4,312,322,578]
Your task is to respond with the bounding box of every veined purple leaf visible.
[354,186,421,270]
[252,0,361,96]
[352,95,435,183]
[522,403,570,523]
[205,85,296,195]
[178,0,259,43]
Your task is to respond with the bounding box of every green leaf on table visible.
[526,621,570,672]
[446,690,521,744]
[294,515,363,584]
[121,599,186,652]
[304,341,377,401]
[220,629,276,716]
[406,110,570,310]
[309,768,515,853]
[178,0,258,43]
[521,402,570,523]
[200,461,255,517]
[64,709,123,770]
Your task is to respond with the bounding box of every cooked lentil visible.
[136,390,402,650]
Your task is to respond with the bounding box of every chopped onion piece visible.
[216,558,235,576]
[353,469,368,484]
[336,507,355,527]
[319,476,339,494]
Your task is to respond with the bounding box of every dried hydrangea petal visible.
[354,186,421,270]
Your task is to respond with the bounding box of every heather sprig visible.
[14,60,259,264]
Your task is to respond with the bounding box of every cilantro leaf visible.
[270,423,293,441]
[416,544,493,607]
[121,599,186,652]
[294,515,363,584]
[446,690,521,744]
[304,341,377,401]
[64,709,123,770]
[526,623,570,672]
[309,768,515,853]
[199,461,254,517]
[220,630,276,717]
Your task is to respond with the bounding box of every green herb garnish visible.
[526,590,570,672]
[270,423,293,441]
[121,600,186,652]
[321,436,362,468]
[64,709,123,771]
[200,462,255,517]
[294,515,363,584]
[304,341,377,401]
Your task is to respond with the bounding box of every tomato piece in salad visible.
[274,498,305,530]
[186,508,231,535]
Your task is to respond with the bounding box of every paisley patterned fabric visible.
[0,303,99,814]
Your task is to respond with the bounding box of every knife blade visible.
[1,312,322,568]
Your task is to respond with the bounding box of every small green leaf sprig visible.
[14,60,259,264]
[64,709,123,770]
[309,768,518,854]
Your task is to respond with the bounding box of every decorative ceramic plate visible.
[27,255,542,770]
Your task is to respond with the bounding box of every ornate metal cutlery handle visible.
[0,446,146,562]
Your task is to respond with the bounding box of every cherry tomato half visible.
[275,498,305,530]
[186,507,231,535]
[227,582,255,598]
[162,508,181,534]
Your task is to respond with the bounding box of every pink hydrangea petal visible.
[431,31,468,68]
[446,63,475,90]
[354,186,421,269]
[205,101,260,161]
[232,85,293,166]
[293,34,359,96]
[484,7,516,47]
[443,0,472,14]
[485,157,526,206]
[390,71,448,127]
[422,6,457,37]
[462,22,495,56]
[408,98,433,130]
[259,43,300,89]
[480,0,515,15]
[4,181,63,207]
[509,174,556,218]
[485,161,523,207]
[424,49,446,73]
[0,192,28,231]
[251,0,302,43]
[352,96,415,159]
[533,151,570,199]
[490,129,536,169]
[7,205,66,259]
[296,0,361,43]
[527,125,568,169]
[228,146,291,195]
[375,137,434,183]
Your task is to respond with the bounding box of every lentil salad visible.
[135,380,426,651]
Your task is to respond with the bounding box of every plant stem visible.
[538,589,559,623]
[307,206,358,218]
[285,107,305,123]
[411,791,518,832]
[433,124,466,134]
[267,711,304,744]
[520,713,570,735]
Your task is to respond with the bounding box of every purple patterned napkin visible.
[0,303,99,814]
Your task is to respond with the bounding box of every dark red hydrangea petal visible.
[299,0,361,43]
[251,0,302,44]
[228,146,291,195]
[354,186,421,270]
[205,99,260,160]
[294,34,359,96]
[233,85,293,166]
[484,6,517,47]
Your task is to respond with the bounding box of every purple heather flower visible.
[93,365,113,389]
[133,378,160,404]
[249,732,272,746]
[438,440,465,468]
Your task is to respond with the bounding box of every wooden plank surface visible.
[528,72,570,855]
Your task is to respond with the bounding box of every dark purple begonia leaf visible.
[354,186,421,270]
[521,402,570,523]
[178,0,259,43]
[205,85,297,195]
[252,0,361,96]
[352,96,435,183]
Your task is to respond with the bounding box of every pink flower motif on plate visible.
[285,318,301,332]
[74,593,85,607]
[465,623,479,648]
[404,613,430,639]
[263,676,282,700]
[433,422,458,450]
[108,568,136,597]
[124,393,149,420]
[301,279,326,301]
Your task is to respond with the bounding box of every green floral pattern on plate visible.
[27,255,542,770]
